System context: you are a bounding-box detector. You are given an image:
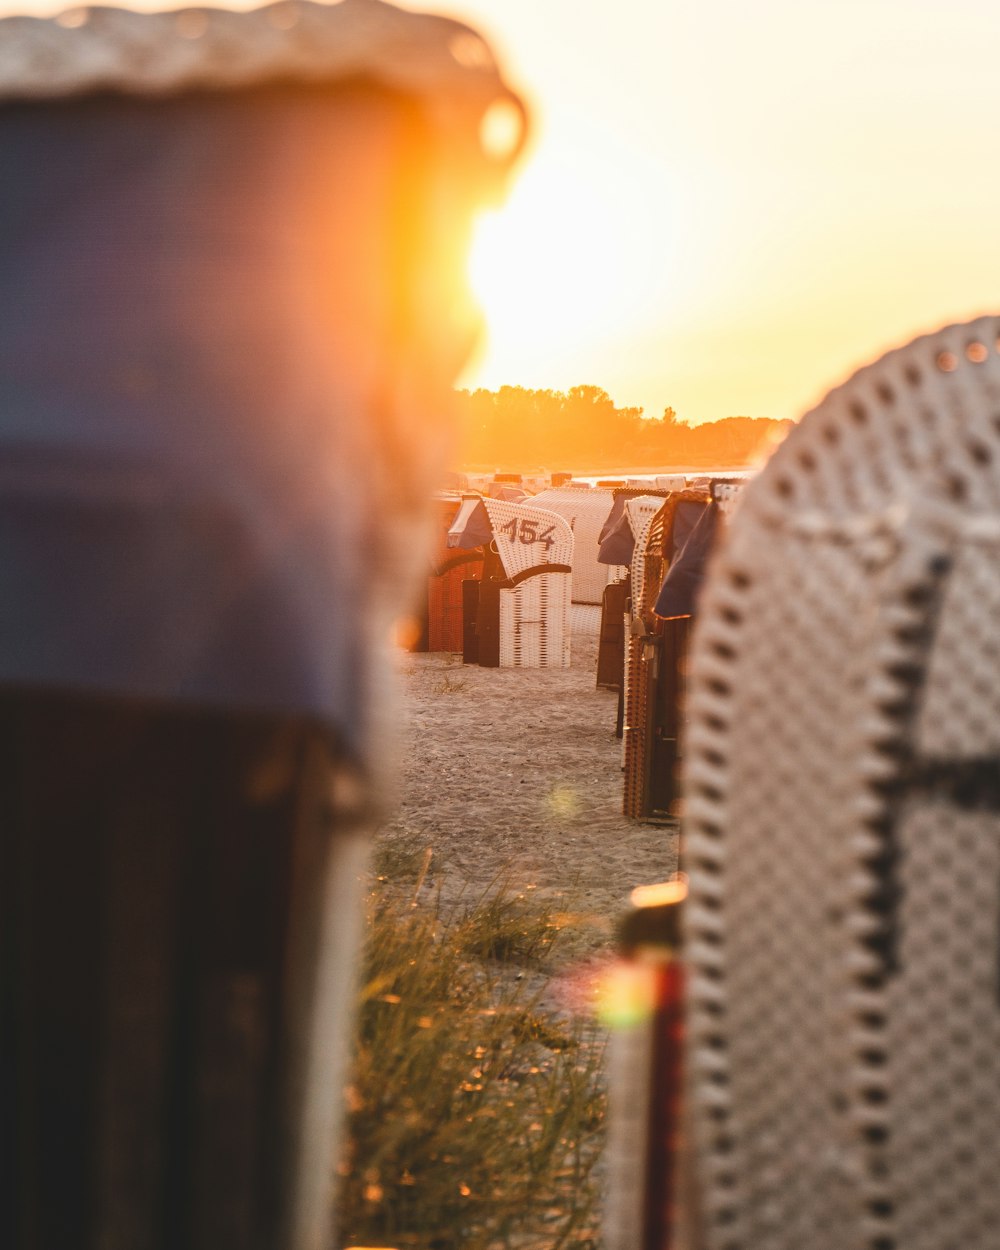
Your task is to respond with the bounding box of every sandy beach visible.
[375,633,680,958]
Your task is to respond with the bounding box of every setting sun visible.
[4,0,1000,423]
[467,156,660,382]
[426,0,1000,424]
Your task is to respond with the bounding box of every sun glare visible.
[467,156,659,384]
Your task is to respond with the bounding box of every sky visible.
[401,0,1000,424]
[7,0,1000,424]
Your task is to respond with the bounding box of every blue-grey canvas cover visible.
[0,84,427,753]
[446,496,492,549]
[596,505,635,566]
[654,500,718,619]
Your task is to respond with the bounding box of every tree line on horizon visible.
[454,384,792,471]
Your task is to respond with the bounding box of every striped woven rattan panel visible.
[531,486,619,604]
[623,493,711,819]
[569,602,602,637]
[682,315,1000,1250]
[624,494,669,543]
[499,574,570,667]
[481,497,572,580]
[622,504,670,818]
[428,564,479,651]
[482,498,572,667]
[622,512,653,812]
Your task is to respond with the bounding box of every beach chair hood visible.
[446,495,493,549]
[682,315,1000,1250]
[0,1,525,756]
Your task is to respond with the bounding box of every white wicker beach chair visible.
[569,602,603,637]
[627,512,659,620]
[682,315,1000,1250]
[594,494,671,689]
[709,478,748,518]
[657,474,688,492]
[481,497,572,667]
[531,485,623,604]
[625,495,670,549]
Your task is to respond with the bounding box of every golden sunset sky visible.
[7,0,1000,424]
[407,0,1000,424]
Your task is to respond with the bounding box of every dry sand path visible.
[375,635,679,958]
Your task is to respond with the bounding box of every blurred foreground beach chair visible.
[610,315,1000,1250]
[0,4,522,1248]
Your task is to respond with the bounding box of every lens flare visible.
[546,784,581,820]
[595,961,660,1029]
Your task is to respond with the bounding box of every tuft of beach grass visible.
[337,857,606,1249]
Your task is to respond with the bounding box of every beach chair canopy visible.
[487,482,529,502]
[653,501,718,619]
[598,491,671,566]
[446,494,493,549]
[0,0,524,754]
[482,497,572,666]
[531,485,623,603]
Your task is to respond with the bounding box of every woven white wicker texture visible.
[619,506,663,766]
[562,492,665,645]
[569,603,602,637]
[531,486,623,604]
[625,494,668,545]
[627,511,658,603]
[710,479,747,518]
[682,315,1000,1250]
[601,496,665,688]
[481,497,572,667]
[657,474,687,492]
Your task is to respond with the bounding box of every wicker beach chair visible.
[531,484,625,605]
[622,491,714,819]
[709,478,748,518]
[0,6,523,1249]
[625,494,675,558]
[480,496,573,667]
[600,490,674,568]
[596,493,671,691]
[448,494,573,666]
[682,316,1000,1250]
[415,494,485,653]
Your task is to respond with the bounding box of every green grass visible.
[337,865,606,1249]
[432,671,468,695]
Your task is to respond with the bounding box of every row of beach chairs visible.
[412,475,747,677]
[413,477,750,826]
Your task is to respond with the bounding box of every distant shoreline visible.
[456,463,758,478]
